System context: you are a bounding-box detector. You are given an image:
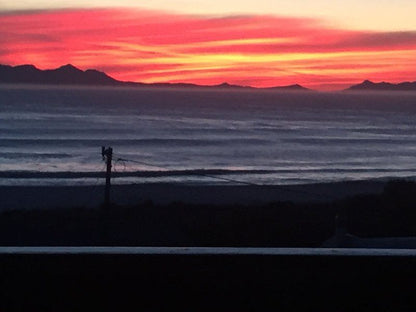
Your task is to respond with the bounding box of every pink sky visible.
[1,8,416,90]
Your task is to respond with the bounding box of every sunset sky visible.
[1,1,416,90]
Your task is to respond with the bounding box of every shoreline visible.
[0,179,387,210]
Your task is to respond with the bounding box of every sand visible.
[0,180,387,211]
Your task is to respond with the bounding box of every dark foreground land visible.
[0,180,415,311]
[1,250,415,311]
[0,180,415,246]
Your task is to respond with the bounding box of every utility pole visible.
[102,146,113,209]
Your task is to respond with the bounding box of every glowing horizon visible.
[1,8,416,90]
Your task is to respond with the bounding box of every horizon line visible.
[4,63,416,92]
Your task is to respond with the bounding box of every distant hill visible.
[347,79,416,91]
[265,84,311,91]
[0,63,311,90]
[0,64,124,86]
[144,81,250,89]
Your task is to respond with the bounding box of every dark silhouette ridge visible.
[212,82,249,89]
[265,83,311,91]
[0,63,122,86]
[0,63,312,90]
[347,79,416,91]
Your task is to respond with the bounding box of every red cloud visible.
[1,8,415,90]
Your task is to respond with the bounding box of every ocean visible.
[1,85,416,186]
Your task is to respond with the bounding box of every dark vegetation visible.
[0,180,414,246]
[342,180,416,237]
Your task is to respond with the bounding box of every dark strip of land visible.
[0,180,387,210]
[0,180,414,247]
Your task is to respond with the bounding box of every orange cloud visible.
[1,8,416,90]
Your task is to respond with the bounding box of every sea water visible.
[1,85,416,186]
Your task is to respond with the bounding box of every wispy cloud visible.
[1,8,416,89]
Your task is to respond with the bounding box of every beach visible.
[0,180,387,211]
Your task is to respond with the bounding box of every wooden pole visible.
[102,146,112,209]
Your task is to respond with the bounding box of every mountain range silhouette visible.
[1,64,415,91]
[346,79,416,91]
[0,64,122,86]
[0,64,310,90]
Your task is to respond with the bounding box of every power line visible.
[116,156,259,186]
[112,153,340,201]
